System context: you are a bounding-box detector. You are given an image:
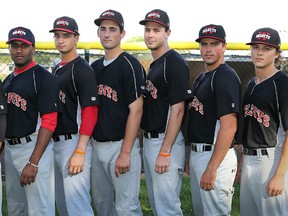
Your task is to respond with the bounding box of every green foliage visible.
[125,36,144,42]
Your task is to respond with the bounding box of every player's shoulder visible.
[274,71,288,86]
[217,63,239,78]
[90,57,104,69]
[72,57,94,73]
[34,64,54,77]
[121,52,141,65]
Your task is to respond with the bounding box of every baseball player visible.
[3,26,59,215]
[0,79,7,216]
[90,9,145,216]
[139,9,192,215]
[187,24,241,215]
[240,27,288,216]
[49,16,99,216]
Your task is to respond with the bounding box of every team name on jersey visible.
[59,90,66,104]
[244,104,270,127]
[7,92,27,111]
[98,84,118,102]
[189,96,204,115]
[146,80,157,99]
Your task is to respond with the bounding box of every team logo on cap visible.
[255,32,271,41]
[12,28,27,37]
[56,19,70,27]
[102,10,115,17]
[202,26,217,35]
[147,11,161,19]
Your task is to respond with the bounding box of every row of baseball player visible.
[0,8,287,216]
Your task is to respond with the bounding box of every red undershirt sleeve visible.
[79,106,98,136]
[41,112,58,132]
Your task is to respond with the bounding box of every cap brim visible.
[246,42,279,49]
[6,38,33,45]
[139,19,169,29]
[49,28,80,36]
[94,18,123,30]
[195,36,225,43]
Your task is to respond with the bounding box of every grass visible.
[1,177,240,215]
[140,176,240,216]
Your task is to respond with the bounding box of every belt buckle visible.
[64,134,72,140]
[144,132,159,139]
[243,148,250,155]
[12,138,21,145]
[53,135,60,142]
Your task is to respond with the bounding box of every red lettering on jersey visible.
[244,104,252,117]
[263,114,270,127]
[189,96,204,115]
[146,80,157,99]
[6,92,27,111]
[21,99,27,111]
[98,84,118,102]
[112,90,118,102]
[59,90,66,104]
[243,103,270,127]
[105,86,112,98]
[7,92,13,103]
[98,84,104,95]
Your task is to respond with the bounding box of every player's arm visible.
[115,95,143,177]
[20,112,58,185]
[0,114,7,154]
[155,101,185,174]
[266,131,288,196]
[68,105,98,175]
[200,113,237,191]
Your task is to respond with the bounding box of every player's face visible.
[200,38,226,67]
[144,22,170,51]
[9,41,35,68]
[250,44,279,69]
[53,31,79,54]
[97,20,125,50]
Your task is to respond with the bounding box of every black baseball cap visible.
[196,24,226,43]
[6,26,35,45]
[94,9,124,31]
[49,16,80,36]
[246,27,281,49]
[139,9,170,29]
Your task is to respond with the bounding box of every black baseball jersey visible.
[91,52,146,142]
[0,80,7,116]
[140,49,192,133]
[188,63,241,144]
[0,80,7,141]
[3,64,59,138]
[53,56,99,135]
[242,71,288,149]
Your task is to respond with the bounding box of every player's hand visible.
[234,145,243,184]
[0,141,4,155]
[234,153,243,184]
[185,160,190,175]
[266,174,285,197]
[68,152,85,176]
[200,167,216,191]
[20,163,38,186]
[155,153,170,174]
[115,151,131,177]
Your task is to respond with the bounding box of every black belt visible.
[52,134,72,142]
[143,131,160,138]
[243,148,268,156]
[7,136,32,145]
[191,144,212,152]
